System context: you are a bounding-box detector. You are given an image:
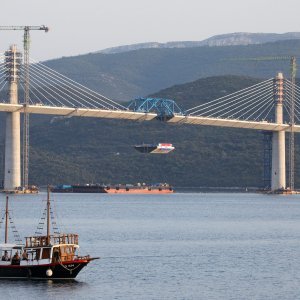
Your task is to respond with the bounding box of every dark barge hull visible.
[0,260,89,279]
[52,185,105,193]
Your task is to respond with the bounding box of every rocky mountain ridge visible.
[98,32,300,54]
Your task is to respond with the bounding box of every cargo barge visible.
[51,183,173,194]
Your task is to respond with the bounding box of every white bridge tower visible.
[3,45,22,191]
[271,72,286,191]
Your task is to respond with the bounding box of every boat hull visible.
[0,259,90,279]
[105,188,173,194]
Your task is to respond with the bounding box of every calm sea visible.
[0,192,300,299]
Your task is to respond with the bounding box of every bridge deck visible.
[168,115,294,132]
[0,103,157,121]
[0,103,298,132]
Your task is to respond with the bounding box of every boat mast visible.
[5,195,8,243]
[47,185,50,245]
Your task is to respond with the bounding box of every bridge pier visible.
[3,45,21,192]
[271,72,286,191]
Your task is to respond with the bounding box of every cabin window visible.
[11,250,21,265]
[1,250,11,261]
[59,246,75,262]
[41,248,51,259]
[35,249,41,260]
[51,248,59,263]
[24,249,35,261]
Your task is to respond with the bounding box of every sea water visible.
[0,192,300,300]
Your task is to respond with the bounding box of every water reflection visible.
[0,278,88,298]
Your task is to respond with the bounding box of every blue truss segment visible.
[127,97,184,119]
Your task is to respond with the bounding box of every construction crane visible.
[0,25,49,189]
[289,56,297,191]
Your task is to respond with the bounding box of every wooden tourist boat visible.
[0,188,98,279]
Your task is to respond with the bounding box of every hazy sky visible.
[1,0,299,61]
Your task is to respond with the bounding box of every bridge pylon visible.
[271,72,286,191]
[3,45,22,192]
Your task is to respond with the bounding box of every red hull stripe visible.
[0,259,89,268]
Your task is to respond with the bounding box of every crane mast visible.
[289,56,297,191]
[0,25,48,189]
[23,28,30,189]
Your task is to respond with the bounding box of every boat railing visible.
[25,234,79,247]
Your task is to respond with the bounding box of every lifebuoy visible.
[46,268,53,277]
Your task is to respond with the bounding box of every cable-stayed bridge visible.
[0,45,299,193]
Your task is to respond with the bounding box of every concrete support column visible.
[271,72,286,191]
[4,110,21,190]
[4,45,21,191]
